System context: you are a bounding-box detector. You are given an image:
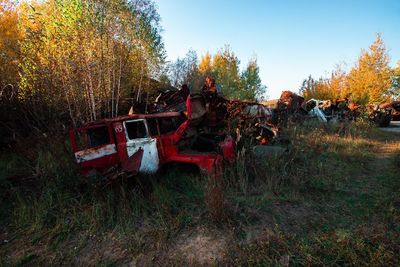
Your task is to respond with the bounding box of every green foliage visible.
[211,45,242,98]
[196,46,267,100]
[240,58,266,100]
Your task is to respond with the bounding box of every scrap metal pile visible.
[263,90,400,128]
[69,77,284,180]
[69,77,399,180]
[262,91,361,124]
[133,78,284,147]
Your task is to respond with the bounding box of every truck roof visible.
[80,111,184,128]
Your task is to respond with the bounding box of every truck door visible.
[123,119,159,174]
[72,125,118,173]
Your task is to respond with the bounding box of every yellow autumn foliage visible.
[346,33,392,104]
[0,0,23,88]
[301,34,394,104]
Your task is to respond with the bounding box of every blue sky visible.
[155,0,400,98]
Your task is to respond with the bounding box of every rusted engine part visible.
[368,101,400,127]
[227,100,284,147]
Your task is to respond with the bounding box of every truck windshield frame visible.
[124,119,149,140]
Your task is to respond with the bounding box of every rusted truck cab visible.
[69,95,235,177]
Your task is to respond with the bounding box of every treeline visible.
[166,46,266,100]
[0,0,265,142]
[4,0,397,142]
[1,0,164,127]
[300,34,400,104]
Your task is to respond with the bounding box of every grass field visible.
[0,121,399,266]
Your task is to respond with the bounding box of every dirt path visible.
[373,127,400,169]
[380,121,400,134]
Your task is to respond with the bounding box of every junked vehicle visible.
[69,94,235,179]
[69,76,286,180]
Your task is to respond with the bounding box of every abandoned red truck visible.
[69,94,236,179]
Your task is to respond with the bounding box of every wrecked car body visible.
[227,100,283,146]
[368,101,400,127]
[304,99,329,122]
[304,98,360,123]
[69,76,288,179]
[69,94,235,179]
